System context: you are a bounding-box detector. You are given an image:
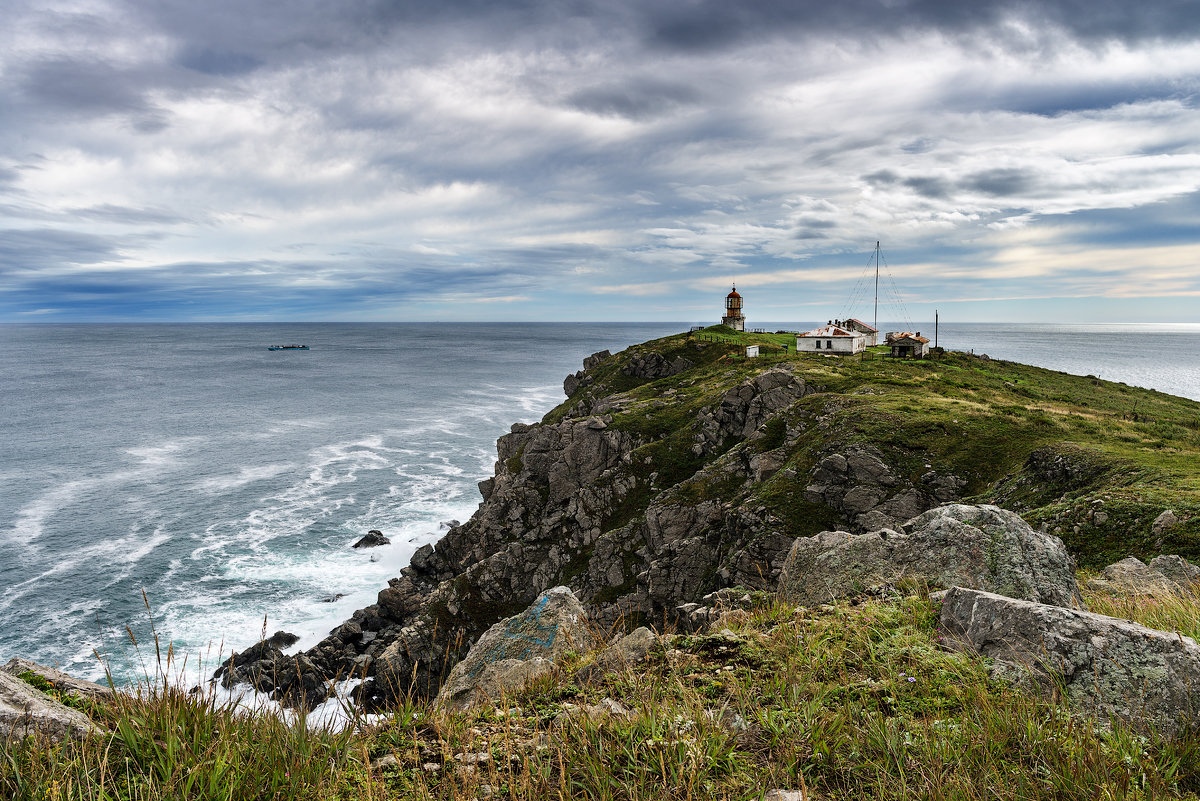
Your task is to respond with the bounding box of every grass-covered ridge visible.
[8,585,1200,800]
[555,327,1200,569]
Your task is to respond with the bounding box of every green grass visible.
[9,587,1200,800]
[1083,580,1200,643]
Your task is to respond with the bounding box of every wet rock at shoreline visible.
[353,530,391,549]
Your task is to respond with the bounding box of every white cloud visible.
[2,0,1200,320]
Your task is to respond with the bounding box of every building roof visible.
[844,318,878,332]
[891,333,930,344]
[798,325,862,338]
[726,287,741,298]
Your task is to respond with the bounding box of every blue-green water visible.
[2,321,1198,686]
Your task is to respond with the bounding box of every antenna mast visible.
[873,241,880,334]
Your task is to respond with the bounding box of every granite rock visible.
[940,586,1200,735]
[436,587,593,710]
[0,669,103,742]
[779,504,1079,607]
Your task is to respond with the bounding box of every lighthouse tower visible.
[722,286,745,331]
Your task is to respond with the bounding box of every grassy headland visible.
[558,325,1200,569]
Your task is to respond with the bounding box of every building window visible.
[827,340,833,348]
[815,340,821,349]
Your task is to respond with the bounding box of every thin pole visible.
[873,241,879,334]
[935,310,939,348]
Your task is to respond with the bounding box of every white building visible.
[746,345,759,358]
[796,323,866,355]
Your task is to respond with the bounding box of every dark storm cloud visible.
[866,168,1038,201]
[943,75,1198,117]
[863,170,900,186]
[0,229,123,273]
[965,168,1036,197]
[102,0,1200,82]
[566,78,702,120]
[643,0,1200,52]
[15,55,171,132]
[20,57,155,115]
[902,176,953,200]
[176,47,263,76]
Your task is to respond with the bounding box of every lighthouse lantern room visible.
[721,286,745,331]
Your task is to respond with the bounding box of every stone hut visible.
[886,332,930,358]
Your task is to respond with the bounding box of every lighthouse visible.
[722,286,745,331]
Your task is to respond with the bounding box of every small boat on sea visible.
[267,344,310,351]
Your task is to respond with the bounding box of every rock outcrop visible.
[217,334,1195,722]
[563,350,610,396]
[436,586,593,711]
[2,658,114,702]
[0,669,103,742]
[1085,555,1199,596]
[779,504,1080,607]
[939,586,1200,734]
[622,351,693,381]
[802,445,965,532]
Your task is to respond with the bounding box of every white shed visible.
[795,323,866,355]
[746,345,759,358]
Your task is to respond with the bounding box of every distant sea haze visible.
[1,321,1197,686]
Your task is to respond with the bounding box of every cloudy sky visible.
[2,0,1199,323]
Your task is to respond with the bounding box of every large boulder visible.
[778,504,1079,607]
[1150,555,1200,589]
[1085,556,1195,597]
[622,351,692,381]
[939,586,1200,735]
[1,669,103,742]
[436,586,594,711]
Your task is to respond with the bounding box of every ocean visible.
[2,321,1199,687]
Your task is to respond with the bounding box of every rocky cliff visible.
[216,328,1200,711]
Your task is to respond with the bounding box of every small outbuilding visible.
[746,345,759,358]
[796,323,866,355]
[886,332,930,359]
